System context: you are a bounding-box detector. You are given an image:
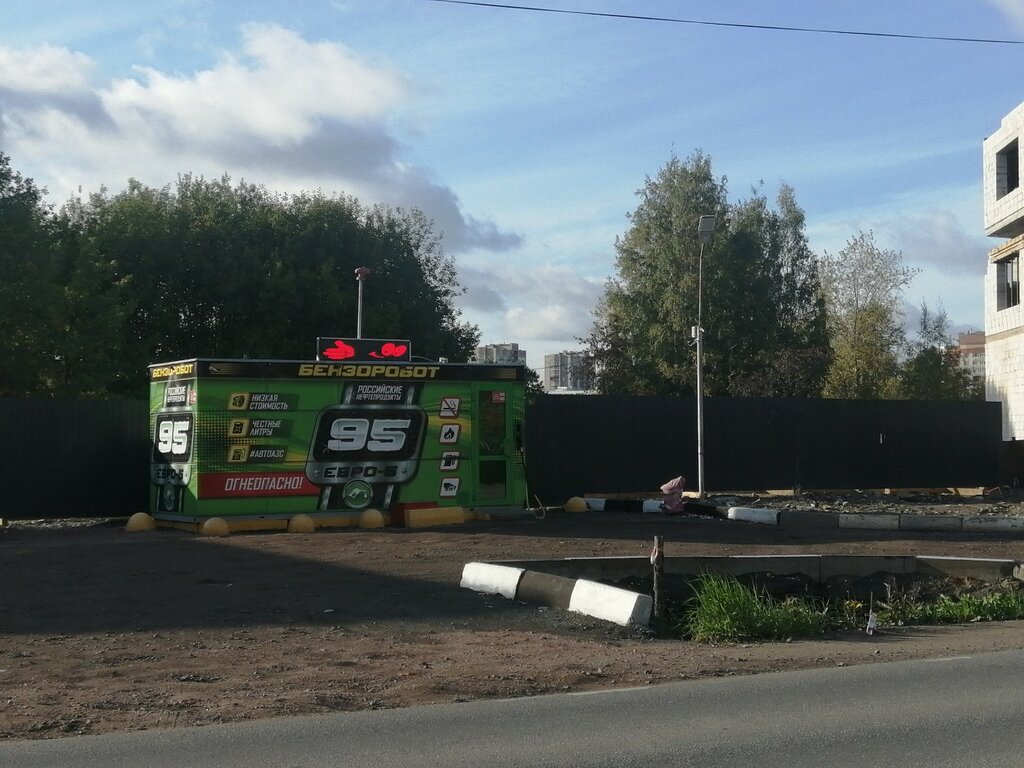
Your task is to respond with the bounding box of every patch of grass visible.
[679,571,827,642]
[675,572,1024,643]
[879,590,1024,625]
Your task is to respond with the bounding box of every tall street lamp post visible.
[695,214,716,498]
[354,266,371,339]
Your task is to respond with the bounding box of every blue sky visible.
[2,1,1023,370]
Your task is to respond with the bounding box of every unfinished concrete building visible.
[984,101,1024,439]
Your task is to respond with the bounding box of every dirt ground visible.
[4,492,1024,741]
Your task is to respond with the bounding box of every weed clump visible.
[679,571,826,642]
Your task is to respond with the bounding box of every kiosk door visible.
[476,388,512,504]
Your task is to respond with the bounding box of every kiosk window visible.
[477,390,508,500]
[477,391,506,457]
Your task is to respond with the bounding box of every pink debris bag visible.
[659,476,687,514]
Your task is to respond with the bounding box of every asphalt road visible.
[5,649,1024,768]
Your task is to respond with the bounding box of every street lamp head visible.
[354,266,372,281]
[697,215,717,243]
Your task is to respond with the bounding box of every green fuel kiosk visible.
[148,358,528,530]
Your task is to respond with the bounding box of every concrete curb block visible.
[482,554,1024,587]
[778,509,839,530]
[582,498,703,515]
[459,562,524,599]
[517,570,577,609]
[569,579,653,627]
[727,507,779,525]
[839,513,900,530]
[899,514,963,532]
[576,498,1024,538]
[464,553,1024,628]
[963,516,1024,533]
[405,506,466,528]
[917,555,1017,580]
[460,562,653,627]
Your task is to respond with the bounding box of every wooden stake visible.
[652,535,665,629]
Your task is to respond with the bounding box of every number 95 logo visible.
[305,404,426,485]
[153,413,194,462]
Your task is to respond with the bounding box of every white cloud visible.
[104,25,405,148]
[881,209,988,276]
[504,305,584,343]
[0,43,93,94]
[0,25,518,252]
[458,264,510,313]
[459,261,604,348]
[987,0,1024,30]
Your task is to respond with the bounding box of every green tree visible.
[523,365,545,404]
[714,185,830,397]
[896,303,982,400]
[583,152,726,395]
[819,232,916,399]
[0,153,58,396]
[4,167,479,397]
[46,193,134,396]
[584,151,829,396]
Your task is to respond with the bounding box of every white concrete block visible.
[568,579,653,627]
[727,507,779,525]
[460,562,525,599]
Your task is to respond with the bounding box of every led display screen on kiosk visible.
[305,404,427,485]
[316,337,412,362]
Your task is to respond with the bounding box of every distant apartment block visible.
[984,101,1024,439]
[956,331,986,383]
[472,343,526,365]
[543,350,589,392]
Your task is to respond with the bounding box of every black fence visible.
[0,395,1006,520]
[0,398,150,520]
[524,395,1003,503]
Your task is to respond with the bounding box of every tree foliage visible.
[584,151,829,396]
[819,232,917,399]
[0,160,479,397]
[0,153,58,395]
[896,303,982,401]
